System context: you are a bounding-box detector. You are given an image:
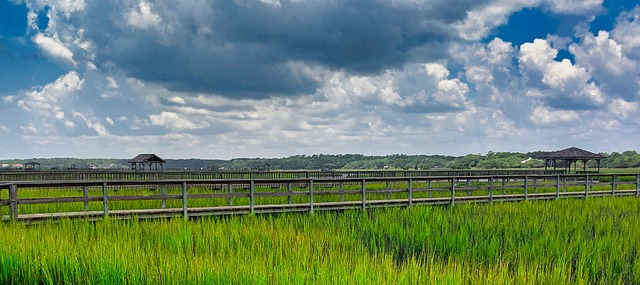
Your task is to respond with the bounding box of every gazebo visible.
[129,154,166,171]
[540,147,606,174]
[24,161,41,171]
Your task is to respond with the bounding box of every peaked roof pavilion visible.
[540,147,606,174]
[128,154,166,171]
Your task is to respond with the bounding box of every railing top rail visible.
[4,172,638,188]
[0,169,559,174]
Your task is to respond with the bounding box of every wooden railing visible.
[1,173,638,223]
[0,169,565,181]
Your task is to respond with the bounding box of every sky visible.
[0,0,639,159]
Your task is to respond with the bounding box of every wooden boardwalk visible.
[1,173,639,223]
[0,169,565,181]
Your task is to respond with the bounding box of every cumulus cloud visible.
[608,98,638,119]
[519,39,605,109]
[17,71,82,118]
[529,105,579,125]
[32,33,76,66]
[570,31,638,100]
[453,0,603,40]
[149,111,210,131]
[126,1,161,30]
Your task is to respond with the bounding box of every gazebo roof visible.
[24,161,40,165]
[540,147,606,160]
[128,154,166,163]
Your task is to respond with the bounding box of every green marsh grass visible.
[2,197,640,284]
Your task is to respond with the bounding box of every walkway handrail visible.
[0,169,566,182]
[1,173,638,223]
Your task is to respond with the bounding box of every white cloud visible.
[608,98,638,119]
[169,96,186,104]
[126,1,162,30]
[425,63,468,108]
[106,77,119,89]
[529,105,579,125]
[72,112,109,136]
[39,0,85,18]
[17,71,82,117]
[453,0,602,40]
[570,31,638,99]
[149,111,210,130]
[519,39,605,106]
[32,33,76,66]
[611,7,640,55]
[453,1,522,41]
[547,0,602,14]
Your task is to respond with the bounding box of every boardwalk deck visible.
[1,173,639,223]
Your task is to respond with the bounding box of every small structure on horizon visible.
[128,154,166,171]
[540,147,606,174]
[254,163,271,172]
[24,161,41,171]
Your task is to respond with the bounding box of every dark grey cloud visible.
[66,0,488,99]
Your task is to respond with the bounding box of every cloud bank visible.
[0,0,639,159]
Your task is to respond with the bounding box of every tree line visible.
[1,150,639,170]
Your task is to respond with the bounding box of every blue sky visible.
[0,0,639,159]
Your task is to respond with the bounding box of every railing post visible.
[102,182,109,217]
[556,175,560,200]
[162,185,167,209]
[228,183,233,206]
[309,180,314,215]
[361,179,366,211]
[385,181,391,200]
[250,180,255,214]
[489,177,493,205]
[287,183,292,204]
[451,177,456,206]
[524,176,528,201]
[9,184,17,222]
[585,174,589,198]
[501,178,506,195]
[182,182,188,220]
[408,178,413,207]
[339,182,344,202]
[636,174,639,197]
[83,186,89,211]
[612,175,617,196]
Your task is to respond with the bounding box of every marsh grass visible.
[1,197,640,284]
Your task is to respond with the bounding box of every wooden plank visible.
[188,193,250,199]
[107,195,182,201]
[18,196,103,204]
